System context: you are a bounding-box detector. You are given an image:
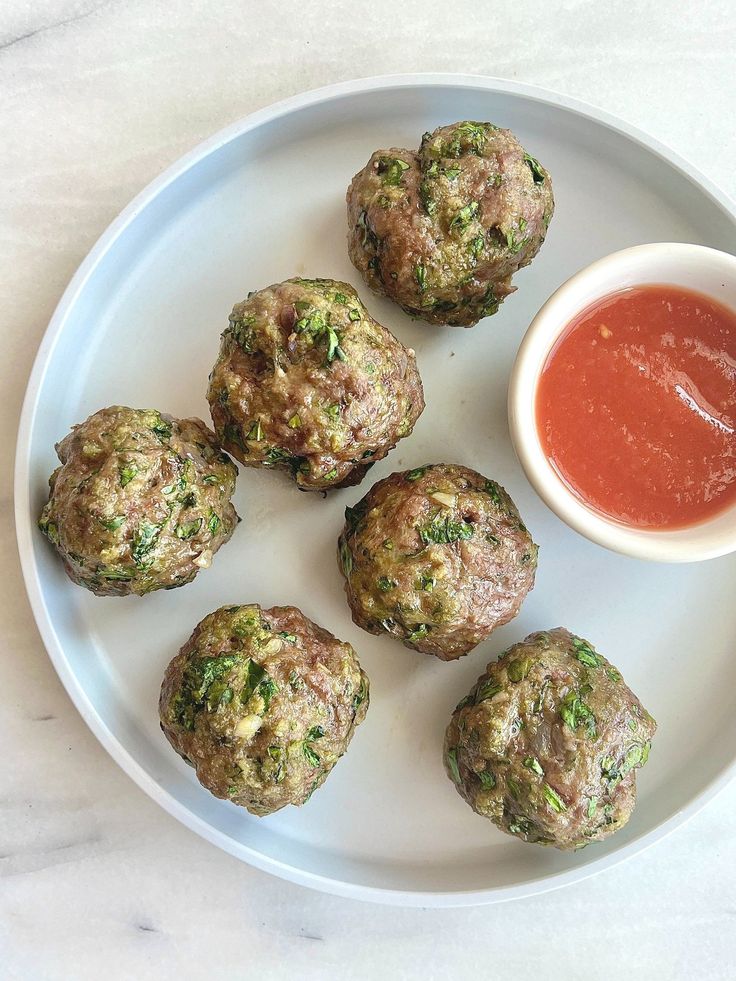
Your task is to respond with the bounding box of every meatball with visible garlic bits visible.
[38,406,238,596]
[444,628,656,849]
[338,464,538,660]
[207,277,424,491]
[347,121,554,326]
[159,604,369,816]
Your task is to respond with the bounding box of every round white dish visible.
[15,74,736,907]
[508,242,736,563]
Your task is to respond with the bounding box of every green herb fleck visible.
[478,770,496,790]
[475,680,502,703]
[447,748,461,784]
[524,153,546,184]
[406,466,430,482]
[523,757,544,776]
[450,201,479,232]
[572,637,601,668]
[119,464,138,487]
[543,784,566,812]
[418,512,474,545]
[176,518,202,540]
[132,521,160,566]
[507,658,531,683]
[377,576,396,592]
[377,156,410,186]
[100,515,124,532]
[288,413,301,429]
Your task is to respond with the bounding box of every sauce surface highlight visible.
[536,284,736,529]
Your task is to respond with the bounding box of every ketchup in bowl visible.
[536,284,736,529]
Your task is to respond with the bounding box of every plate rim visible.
[14,72,736,907]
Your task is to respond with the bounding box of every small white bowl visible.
[508,243,736,563]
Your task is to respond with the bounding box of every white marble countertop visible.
[2,2,735,978]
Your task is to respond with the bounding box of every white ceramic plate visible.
[15,75,736,907]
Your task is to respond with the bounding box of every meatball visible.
[347,121,554,327]
[337,463,538,659]
[37,406,238,596]
[207,277,424,491]
[444,628,656,850]
[159,604,369,816]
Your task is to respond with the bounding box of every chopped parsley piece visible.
[543,784,566,812]
[323,468,338,481]
[560,689,597,739]
[377,156,410,186]
[207,511,220,535]
[475,680,502,703]
[523,757,544,776]
[418,512,474,545]
[469,235,485,259]
[415,263,428,293]
[478,770,496,790]
[524,153,546,184]
[407,623,430,643]
[406,466,430,482]
[606,667,622,683]
[202,474,219,485]
[278,631,297,645]
[131,520,160,566]
[303,744,321,767]
[571,637,601,667]
[446,748,461,784]
[324,403,341,420]
[176,518,202,540]
[419,180,435,216]
[377,576,396,592]
[339,539,353,576]
[416,572,436,592]
[228,314,256,351]
[151,418,172,442]
[119,464,138,487]
[173,653,243,730]
[100,515,124,532]
[288,414,301,429]
[246,419,263,441]
[587,796,598,819]
[450,201,479,232]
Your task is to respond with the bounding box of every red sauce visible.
[536,284,736,529]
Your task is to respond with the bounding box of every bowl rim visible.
[508,242,736,563]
